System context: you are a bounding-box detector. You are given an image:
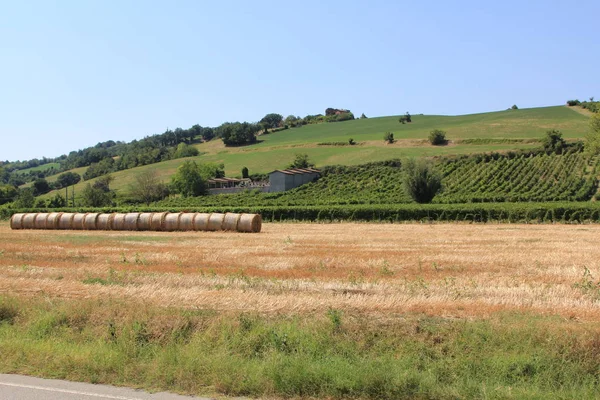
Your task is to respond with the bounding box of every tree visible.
[585,114,600,155]
[129,169,169,205]
[398,112,411,124]
[55,172,81,189]
[360,113,367,119]
[511,105,519,110]
[171,160,206,197]
[260,113,283,130]
[14,188,35,208]
[219,122,260,146]
[81,175,115,207]
[0,184,18,205]
[241,167,249,179]
[288,153,315,169]
[542,129,567,154]
[47,193,67,208]
[428,129,447,145]
[403,159,442,203]
[173,143,199,158]
[384,132,395,143]
[32,178,51,196]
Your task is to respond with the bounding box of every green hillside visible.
[37,106,591,200]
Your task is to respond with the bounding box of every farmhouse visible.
[268,168,320,192]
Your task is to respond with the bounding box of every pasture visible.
[1,222,600,398]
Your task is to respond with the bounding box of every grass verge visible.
[1,296,600,399]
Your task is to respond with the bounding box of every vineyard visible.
[436,148,599,203]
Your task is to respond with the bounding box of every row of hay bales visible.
[10,212,262,233]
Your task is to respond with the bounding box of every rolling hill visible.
[36,105,592,200]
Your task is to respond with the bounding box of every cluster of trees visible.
[218,122,260,146]
[567,98,598,113]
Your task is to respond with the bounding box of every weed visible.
[327,308,343,332]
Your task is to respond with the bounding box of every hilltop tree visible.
[260,113,283,130]
[219,122,260,146]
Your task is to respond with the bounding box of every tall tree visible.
[260,113,283,130]
[170,161,206,197]
[130,169,169,205]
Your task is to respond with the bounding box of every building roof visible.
[206,177,250,184]
[269,168,321,175]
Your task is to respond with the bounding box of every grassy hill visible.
[37,105,591,200]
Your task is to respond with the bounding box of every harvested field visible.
[2,222,600,320]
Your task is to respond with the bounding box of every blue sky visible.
[1,0,598,161]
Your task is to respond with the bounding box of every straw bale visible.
[138,213,153,230]
[83,213,99,230]
[96,214,114,230]
[207,213,225,231]
[150,212,168,231]
[72,213,86,230]
[58,213,76,230]
[163,213,182,231]
[21,213,38,230]
[10,213,26,230]
[193,213,211,231]
[47,212,63,229]
[34,213,50,229]
[237,213,262,233]
[222,213,242,231]
[123,213,140,231]
[112,213,127,230]
[178,213,195,231]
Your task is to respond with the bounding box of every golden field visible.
[2,222,599,320]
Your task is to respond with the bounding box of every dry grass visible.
[2,222,600,320]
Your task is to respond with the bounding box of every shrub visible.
[428,129,447,145]
[511,105,519,110]
[403,159,442,203]
[384,132,395,144]
[348,138,356,145]
[567,99,581,106]
[542,129,567,154]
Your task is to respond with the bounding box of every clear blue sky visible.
[1,0,598,161]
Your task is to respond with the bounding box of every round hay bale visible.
[237,213,262,233]
[112,213,127,230]
[21,213,38,230]
[222,213,242,231]
[178,213,195,231]
[58,213,76,230]
[207,213,225,231]
[163,213,182,231]
[123,213,140,231]
[138,213,153,230]
[96,214,114,230]
[34,213,50,229]
[47,212,63,229]
[150,212,168,231]
[10,213,26,230]
[193,213,211,231]
[72,213,86,230]
[83,213,99,230]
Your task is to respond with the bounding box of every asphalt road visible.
[0,374,214,400]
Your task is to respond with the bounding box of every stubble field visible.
[2,221,600,399]
[2,222,600,319]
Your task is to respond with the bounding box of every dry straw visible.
[10,213,25,230]
[179,213,195,231]
[123,213,140,231]
[222,213,242,231]
[34,213,49,229]
[96,213,114,230]
[193,213,211,231]
[112,213,127,230]
[207,213,225,231]
[47,212,63,229]
[163,213,182,231]
[72,213,86,230]
[83,213,99,230]
[237,213,262,233]
[21,213,38,229]
[150,212,168,231]
[58,213,75,230]
[138,213,154,230]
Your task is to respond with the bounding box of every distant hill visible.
[35,105,592,200]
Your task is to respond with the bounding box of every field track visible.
[2,222,600,320]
